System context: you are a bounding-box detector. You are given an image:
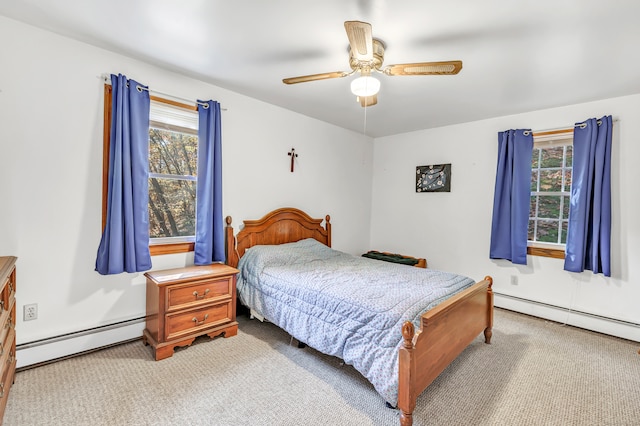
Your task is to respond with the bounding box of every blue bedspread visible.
[236,238,475,405]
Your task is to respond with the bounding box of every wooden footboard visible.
[397,276,493,426]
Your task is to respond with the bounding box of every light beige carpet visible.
[4,308,640,426]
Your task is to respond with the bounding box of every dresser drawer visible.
[0,327,14,367]
[0,328,15,412]
[167,277,233,311]
[0,298,14,354]
[165,301,233,341]
[1,275,14,314]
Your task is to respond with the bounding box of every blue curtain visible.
[564,116,612,276]
[95,74,152,275]
[194,100,225,265]
[490,129,534,265]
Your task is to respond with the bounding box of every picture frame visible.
[416,163,451,192]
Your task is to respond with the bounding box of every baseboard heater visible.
[16,316,146,370]
[493,291,640,343]
[14,294,640,370]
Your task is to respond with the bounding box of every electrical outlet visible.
[23,303,38,321]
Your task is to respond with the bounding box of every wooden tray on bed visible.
[225,207,493,426]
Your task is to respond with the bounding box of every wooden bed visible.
[225,207,493,426]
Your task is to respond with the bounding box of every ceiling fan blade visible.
[383,60,463,76]
[344,21,373,62]
[282,71,349,85]
[358,94,377,107]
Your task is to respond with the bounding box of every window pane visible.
[531,148,540,168]
[565,145,573,167]
[530,170,539,191]
[530,195,537,218]
[538,196,561,219]
[539,169,563,192]
[540,147,564,168]
[528,220,535,241]
[149,128,198,177]
[562,195,570,219]
[563,169,572,191]
[149,178,196,238]
[561,221,568,244]
[536,220,560,243]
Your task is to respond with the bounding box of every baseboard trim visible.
[16,317,146,369]
[494,292,640,343]
[15,297,640,369]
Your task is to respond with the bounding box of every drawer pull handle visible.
[192,289,210,300]
[192,314,209,325]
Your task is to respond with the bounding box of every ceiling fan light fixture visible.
[350,75,380,97]
[282,21,462,108]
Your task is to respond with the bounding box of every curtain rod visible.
[524,118,618,136]
[100,74,227,110]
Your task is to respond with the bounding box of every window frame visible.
[526,128,573,260]
[102,84,197,256]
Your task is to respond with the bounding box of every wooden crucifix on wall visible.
[288,148,298,172]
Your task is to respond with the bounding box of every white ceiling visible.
[2,0,640,137]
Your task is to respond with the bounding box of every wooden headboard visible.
[224,207,331,268]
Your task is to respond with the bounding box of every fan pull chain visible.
[363,99,368,135]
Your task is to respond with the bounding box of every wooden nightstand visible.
[142,263,239,360]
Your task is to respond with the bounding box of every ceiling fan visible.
[283,20,462,107]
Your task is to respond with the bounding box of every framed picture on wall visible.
[416,163,451,192]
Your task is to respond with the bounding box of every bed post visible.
[325,215,332,247]
[225,216,239,268]
[398,321,416,426]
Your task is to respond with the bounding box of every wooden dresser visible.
[0,257,16,421]
[142,263,239,360]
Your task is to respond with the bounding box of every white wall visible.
[370,94,640,342]
[1,15,637,368]
[0,17,373,352]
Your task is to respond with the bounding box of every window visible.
[527,129,573,259]
[148,100,198,243]
[103,86,199,255]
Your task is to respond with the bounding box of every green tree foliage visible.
[148,127,198,238]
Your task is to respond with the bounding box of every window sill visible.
[527,246,565,259]
[150,242,194,256]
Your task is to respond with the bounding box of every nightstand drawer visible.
[165,301,233,341]
[167,278,233,311]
